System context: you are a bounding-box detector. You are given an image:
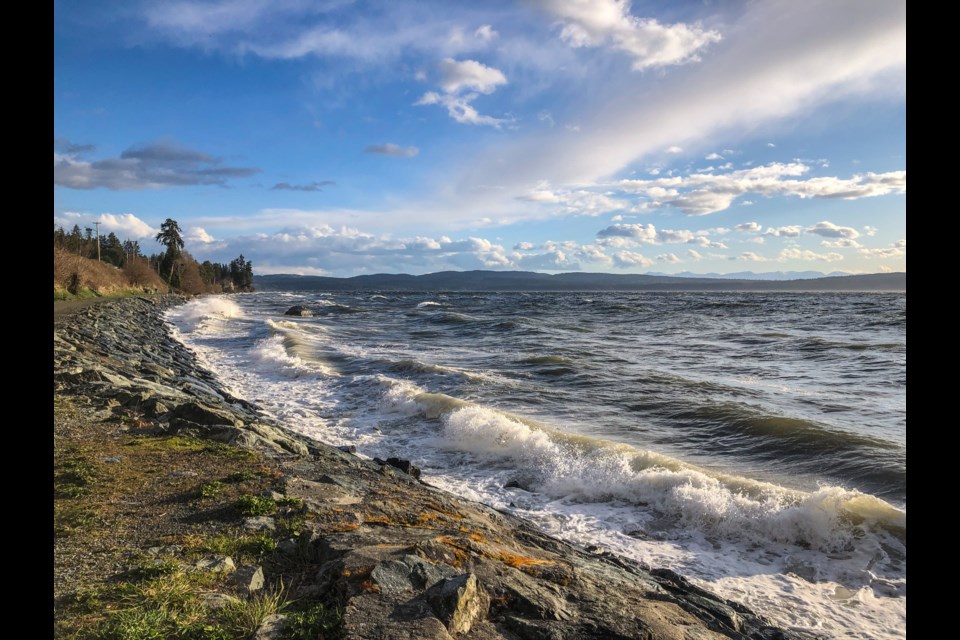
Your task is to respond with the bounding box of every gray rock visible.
[193,555,236,575]
[426,573,487,636]
[171,401,241,426]
[284,305,313,317]
[229,565,265,594]
[254,614,288,639]
[243,517,276,532]
[201,592,241,610]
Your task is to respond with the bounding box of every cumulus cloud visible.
[514,241,535,250]
[271,180,336,191]
[54,140,259,190]
[186,226,216,243]
[475,24,498,42]
[612,250,653,268]
[738,251,767,262]
[532,0,721,70]
[657,252,682,264]
[364,144,420,157]
[595,222,727,249]
[763,225,802,238]
[686,249,703,260]
[735,221,762,232]
[54,137,95,155]
[778,247,843,262]
[805,220,860,238]
[820,238,862,249]
[517,183,626,216]
[416,58,508,127]
[705,152,723,160]
[617,162,907,215]
[863,225,879,236]
[858,247,904,258]
[55,212,157,240]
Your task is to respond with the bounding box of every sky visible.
[54,0,906,277]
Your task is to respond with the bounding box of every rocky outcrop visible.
[54,296,810,640]
[284,305,313,317]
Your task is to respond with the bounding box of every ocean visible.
[166,291,906,639]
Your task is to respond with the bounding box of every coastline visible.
[54,295,809,639]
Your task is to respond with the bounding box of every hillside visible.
[254,270,906,292]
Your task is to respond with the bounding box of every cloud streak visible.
[54,140,260,190]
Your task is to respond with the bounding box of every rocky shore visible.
[54,295,807,639]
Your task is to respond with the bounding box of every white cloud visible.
[364,143,420,157]
[665,145,683,154]
[611,214,623,222]
[532,0,721,70]
[858,247,904,258]
[97,213,157,239]
[741,200,754,205]
[475,24,498,42]
[739,251,767,262]
[186,226,216,244]
[514,241,535,250]
[705,152,723,160]
[518,184,625,216]
[805,220,860,238]
[686,249,703,260]
[736,221,762,232]
[617,162,906,215]
[612,250,653,268]
[778,247,844,262]
[763,225,802,238]
[894,238,906,248]
[437,57,507,94]
[863,225,879,236]
[820,238,862,249]
[657,252,682,264]
[596,222,726,249]
[416,58,508,127]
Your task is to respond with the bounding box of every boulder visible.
[425,573,487,636]
[284,305,313,317]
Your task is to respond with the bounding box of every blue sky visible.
[54,0,906,276]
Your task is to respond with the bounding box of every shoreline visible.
[54,295,809,639]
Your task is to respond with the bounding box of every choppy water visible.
[167,291,906,639]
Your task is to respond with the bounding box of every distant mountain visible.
[254,270,905,292]
[647,270,852,281]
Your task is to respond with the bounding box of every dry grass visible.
[54,248,166,299]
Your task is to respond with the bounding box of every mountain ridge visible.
[253,270,905,292]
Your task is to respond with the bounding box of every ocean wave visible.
[167,297,243,333]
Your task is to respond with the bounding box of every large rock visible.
[426,573,487,636]
[284,305,313,317]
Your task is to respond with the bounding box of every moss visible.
[235,495,277,517]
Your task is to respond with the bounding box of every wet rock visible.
[373,457,422,480]
[284,305,313,317]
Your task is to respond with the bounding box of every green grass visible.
[235,495,277,517]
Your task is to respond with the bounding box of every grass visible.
[235,495,277,517]
[54,396,334,639]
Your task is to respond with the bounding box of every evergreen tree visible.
[155,218,185,284]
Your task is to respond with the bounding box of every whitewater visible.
[167,291,906,639]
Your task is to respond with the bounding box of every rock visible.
[373,457,422,480]
[284,305,313,317]
[425,573,487,636]
[338,444,357,454]
[102,456,121,464]
[202,592,241,610]
[229,565,265,594]
[170,401,241,427]
[254,614,288,639]
[243,517,276,532]
[193,555,236,575]
[276,538,299,557]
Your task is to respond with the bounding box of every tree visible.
[155,218,184,284]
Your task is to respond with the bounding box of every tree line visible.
[53,218,254,295]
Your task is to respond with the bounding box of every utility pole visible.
[93,221,102,262]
